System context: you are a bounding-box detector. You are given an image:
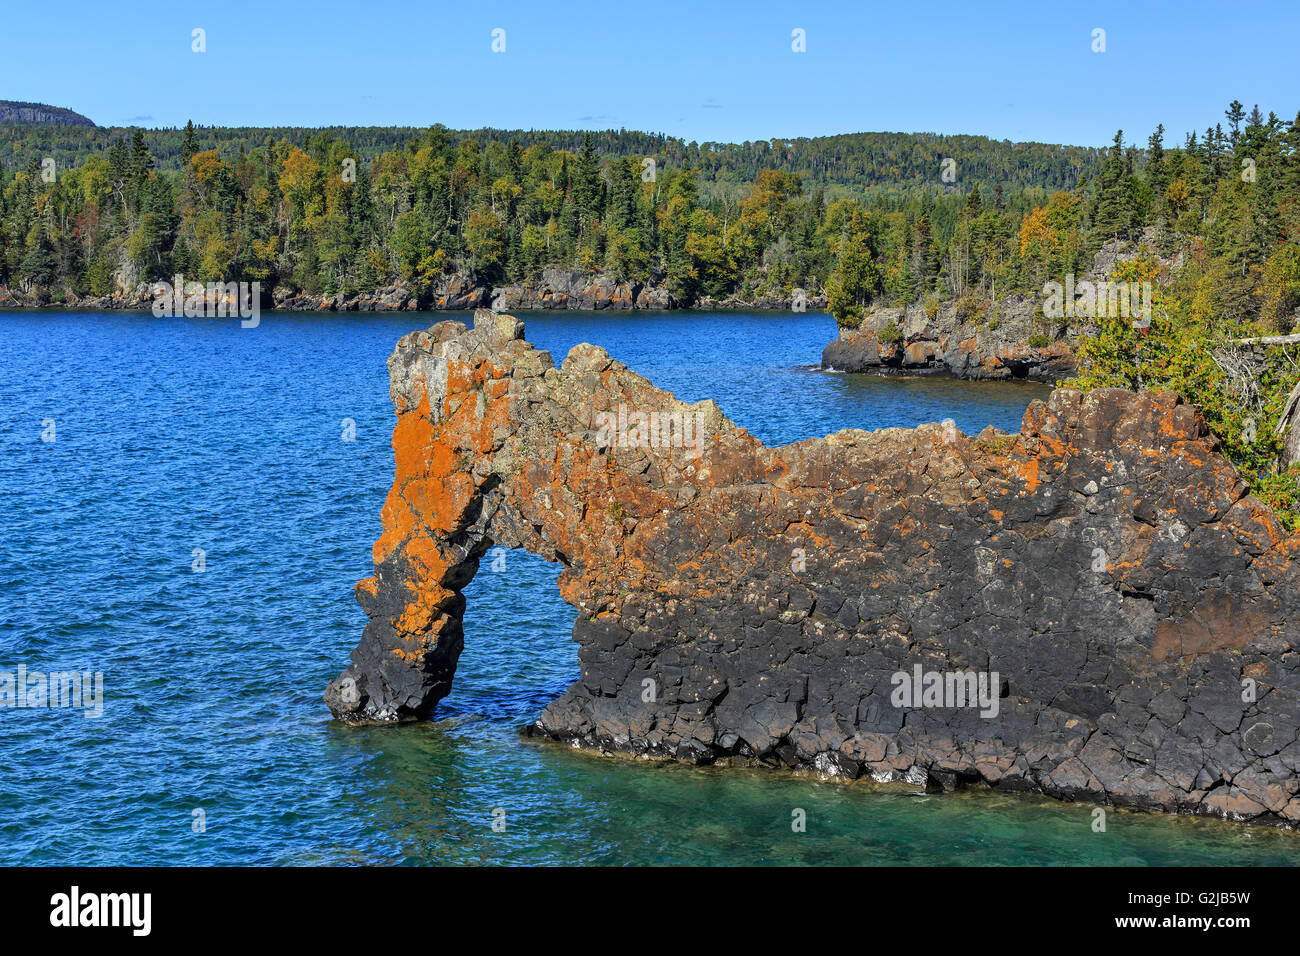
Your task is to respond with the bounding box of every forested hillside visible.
[2,105,1294,319]
[0,118,1107,305]
[2,101,1299,517]
[1,104,1294,320]
[0,122,1103,195]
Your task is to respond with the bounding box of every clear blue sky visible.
[3,0,1296,147]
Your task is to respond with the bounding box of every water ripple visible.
[0,309,1295,865]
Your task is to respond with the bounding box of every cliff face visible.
[327,310,1300,825]
[490,267,652,311]
[0,100,95,126]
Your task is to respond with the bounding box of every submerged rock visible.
[327,310,1300,826]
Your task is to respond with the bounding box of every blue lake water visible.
[2,308,1298,865]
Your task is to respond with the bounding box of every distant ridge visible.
[0,100,95,127]
[0,122,1103,195]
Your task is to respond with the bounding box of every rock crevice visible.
[327,310,1300,826]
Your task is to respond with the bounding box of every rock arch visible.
[324,309,732,724]
[327,310,1300,826]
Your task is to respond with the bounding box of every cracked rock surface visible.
[326,309,1300,826]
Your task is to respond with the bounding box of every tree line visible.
[0,120,1087,302]
[1,102,1298,521]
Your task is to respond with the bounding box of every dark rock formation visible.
[0,100,95,126]
[326,310,1300,826]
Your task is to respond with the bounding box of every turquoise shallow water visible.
[2,308,1298,866]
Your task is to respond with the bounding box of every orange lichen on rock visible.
[325,312,1300,829]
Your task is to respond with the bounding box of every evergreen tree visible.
[1091,131,1136,245]
[181,120,198,165]
[1226,100,1245,145]
[1146,125,1169,226]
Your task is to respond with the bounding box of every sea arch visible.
[325,310,1300,826]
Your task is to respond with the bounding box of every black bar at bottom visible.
[0,865,1274,942]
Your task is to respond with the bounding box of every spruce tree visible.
[1226,100,1245,145]
[181,120,198,165]
[1091,131,1136,245]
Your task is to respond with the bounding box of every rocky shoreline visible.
[821,232,1176,385]
[326,309,1300,828]
[820,302,1079,384]
[0,267,825,314]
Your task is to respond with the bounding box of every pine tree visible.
[572,133,602,224]
[910,213,936,293]
[1226,100,1245,145]
[1091,130,1136,245]
[1146,125,1169,226]
[181,120,198,165]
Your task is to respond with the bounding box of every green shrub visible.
[1254,467,1300,533]
[954,293,988,324]
[1069,254,1300,533]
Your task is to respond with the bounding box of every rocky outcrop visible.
[1,272,820,314]
[488,270,822,313]
[326,310,1300,827]
[0,277,499,312]
[822,232,1174,383]
[696,287,827,311]
[273,283,416,312]
[0,281,274,313]
[491,267,643,311]
[0,282,155,310]
[487,268,825,313]
[822,313,1076,383]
